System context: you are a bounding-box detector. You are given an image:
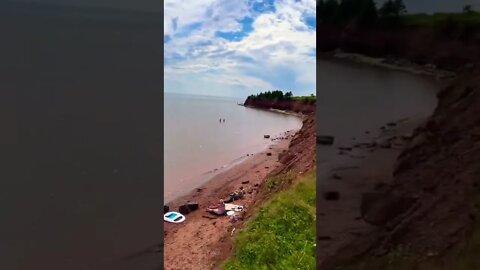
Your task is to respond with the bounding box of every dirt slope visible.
[321,69,480,269]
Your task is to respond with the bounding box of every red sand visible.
[163,131,295,270]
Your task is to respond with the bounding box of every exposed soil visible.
[163,113,316,270]
[319,68,480,269]
[317,25,480,72]
[243,98,316,114]
[317,114,429,265]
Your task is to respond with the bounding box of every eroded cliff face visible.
[243,98,316,115]
[318,25,480,72]
[322,69,480,270]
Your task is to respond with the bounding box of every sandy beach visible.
[163,129,299,270]
[162,108,316,270]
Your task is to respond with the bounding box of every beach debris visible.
[266,152,272,156]
[365,130,370,134]
[317,135,335,145]
[254,183,259,187]
[323,191,340,201]
[207,200,227,216]
[264,134,270,139]
[196,188,204,192]
[225,203,245,212]
[178,202,199,215]
[241,180,250,184]
[386,122,397,127]
[230,214,238,224]
[223,191,245,203]
[231,227,236,235]
[338,147,353,151]
[164,205,170,213]
[164,212,186,223]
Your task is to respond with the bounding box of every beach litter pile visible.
[203,188,247,228]
[164,188,247,225]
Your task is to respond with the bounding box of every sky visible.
[164,0,316,98]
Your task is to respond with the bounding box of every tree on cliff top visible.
[379,0,407,18]
[247,90,293,101]
[318,0,378,26]
[339,0,378,26]
[318,0,340,24]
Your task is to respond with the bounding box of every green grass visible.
[263,171,295,192]
[402,12,480,29]
[292,95,316,103]
[222,170,316,270]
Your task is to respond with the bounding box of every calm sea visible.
[316,59,439,175]
[164,93,303,203]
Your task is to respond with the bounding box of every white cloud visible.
[164,0,316,97]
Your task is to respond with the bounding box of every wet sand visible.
[317,116,428,264]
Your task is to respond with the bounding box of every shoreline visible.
[319,50,457,81]
[315,51,441,266]
[240,104,306,118]
[164,127,299,204]
[317,115,429,265]
[163,111,312,270]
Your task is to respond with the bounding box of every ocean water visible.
[164,93,303,203]
[317,59,439,142]
[316,59,439,170]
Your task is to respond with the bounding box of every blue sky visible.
[164,0,316,97]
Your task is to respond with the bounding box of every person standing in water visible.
[223,118,225,123]
[219,118,222,123]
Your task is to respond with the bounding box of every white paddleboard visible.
[164,211,186,223]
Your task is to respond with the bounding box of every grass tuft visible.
[223,170,316,270]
